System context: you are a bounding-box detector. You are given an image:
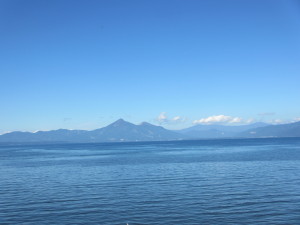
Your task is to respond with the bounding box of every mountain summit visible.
[108,118,130,127]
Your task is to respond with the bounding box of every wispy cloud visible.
[246,118,255,124]
[156,112,186,125]
[258,112,275,116]
[267,117,300,124]
[63,117,72,122]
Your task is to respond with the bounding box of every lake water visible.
[0,138,300,224]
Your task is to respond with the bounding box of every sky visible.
[1,0,300,133]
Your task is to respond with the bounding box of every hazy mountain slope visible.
[178,122,268,138]
[239,121,300,138]
[0,129,88,142]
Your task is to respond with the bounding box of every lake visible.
[0,138,300,224]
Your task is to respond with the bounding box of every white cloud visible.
[230,117,242,123]
[268,119,284,124]
[157,112,168,123]
[193,115,243,125]
[274,119,283,124]
[172,116,181,121]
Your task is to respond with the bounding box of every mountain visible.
[0,119,184,143]
[239,121,300,138]
[0,129,88,143]
[1,120,300,143]
[177,122,268,138]
[87,119,184,142]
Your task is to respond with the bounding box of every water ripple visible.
[1,138,300,224]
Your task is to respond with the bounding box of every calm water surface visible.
[0,138,300,224]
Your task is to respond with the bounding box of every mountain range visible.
[177,122,268,139]
[1,119,300,143]
[0,119,183,143]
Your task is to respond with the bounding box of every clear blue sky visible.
[1,0,300,132]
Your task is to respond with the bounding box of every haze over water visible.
[1,138,300,224]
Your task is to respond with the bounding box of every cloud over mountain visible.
[157,112,168,123]
[193,115,243,125]
[156,112,185,124]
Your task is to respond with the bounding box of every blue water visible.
[0,138,300,224]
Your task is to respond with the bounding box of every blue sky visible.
[1,0,300,133]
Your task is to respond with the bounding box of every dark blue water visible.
[1,138,300,224]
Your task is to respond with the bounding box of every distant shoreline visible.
[1,136,299,147]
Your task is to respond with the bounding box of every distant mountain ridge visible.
[1,119,300,143]
[85,119,184,142]
[0,119,184,143]
[239,121,300,138]
[177,122,268,139]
